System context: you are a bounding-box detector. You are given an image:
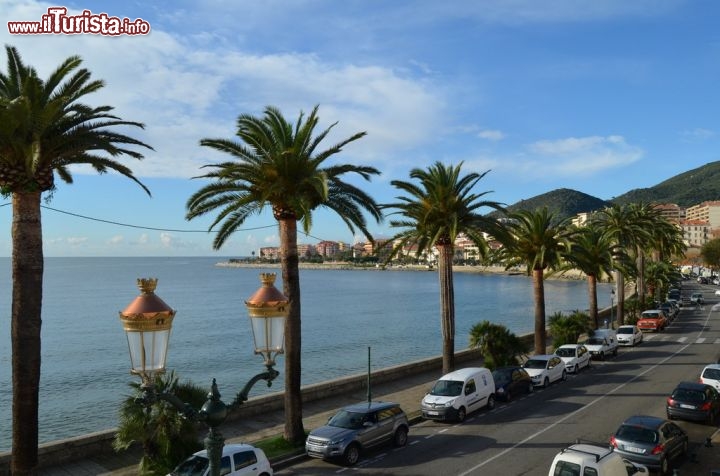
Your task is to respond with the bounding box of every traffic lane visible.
[279,310,719,474]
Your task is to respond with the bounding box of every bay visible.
[0,257,610,452]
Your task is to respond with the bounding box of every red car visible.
[637,310,667,332]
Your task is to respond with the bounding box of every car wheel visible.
[487,394,496,410]
[707,410,717,426]
[599,352,605,361]
[456,406,466,422]
[573,364,579,373]
[393,426,408,447]
[543,377,550,388]
[561,370,567,381]
[343,443,361,466]
[586,359,591,369]
[527,382,534,394]
[613,348,618,356]
[659,456,668,475]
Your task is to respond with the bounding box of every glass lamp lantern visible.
[119,278,176,384]
[244,273,288,366]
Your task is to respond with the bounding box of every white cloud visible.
[66,237,89,246]
[525,135,644,175]
[108,235,124,245]
[478,129,506,141]
[680,128,715,142]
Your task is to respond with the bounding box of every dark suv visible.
[305,401,409,466]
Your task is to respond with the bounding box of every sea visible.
[0,257,611,452]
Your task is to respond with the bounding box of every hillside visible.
[506,161,720,220]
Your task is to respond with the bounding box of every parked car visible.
[610,415,688,475]
[659,301,678,320]
[690,292,704,304]
[492,366,534,401]
[421,367,496,422]
[548,443,648,476]
[636,310,667,332]
[582,329,618,360]
[168,443,273,476]
[305,401,409,466]
[666,381,720,424]
[523,355,566,388]
[616,325,643,346]
[554,344,591,373]
[700,363,720,391]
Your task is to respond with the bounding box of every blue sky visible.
[1,0,719,257]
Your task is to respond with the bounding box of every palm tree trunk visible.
[587,274,598,329]
[11,191,43,476]
[278,217,305,444]
[637,250,646,309]
[532,268,546,355]
[436,243,455,375]
[615,270,625,327]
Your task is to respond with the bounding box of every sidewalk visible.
[35,359,720,476]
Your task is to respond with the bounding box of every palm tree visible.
[468,321,527,369]
[0,46,152,475]
[592,204,648,327]
[382,162,505,374]
[562,224,621,329]
[497,208,575,355]
[185,105,381,444]
[114,372,208,475]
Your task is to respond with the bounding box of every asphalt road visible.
[278,281,720,476]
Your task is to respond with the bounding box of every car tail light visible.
[667,397,676,407]
[651,444,665,455]
[701,401,712,411]
[609,436,617,447]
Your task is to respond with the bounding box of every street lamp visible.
[118,274,288,476]
[610,287,616,327]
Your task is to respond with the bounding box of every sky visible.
[1,0,719,257]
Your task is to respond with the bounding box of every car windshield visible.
[171,455,209,476]
[586,338,604,345]
[672,389,706,403]
[555,348,575,357]
[524,359,547,369]
[617,328,633,334]
[328,409,369,429]
[492,370,511,384]
[616,425,658,444]
[429,379,463,396]
[703,368,720,380]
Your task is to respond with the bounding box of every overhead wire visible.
[0,202,331,242]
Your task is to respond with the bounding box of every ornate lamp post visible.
[118,274,287,476]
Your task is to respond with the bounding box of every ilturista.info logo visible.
[8,7,150,36]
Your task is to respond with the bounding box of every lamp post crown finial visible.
[137,278,158,294]
[260,273,277,286]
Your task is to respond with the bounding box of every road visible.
[278,282,720,476]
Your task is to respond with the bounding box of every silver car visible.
[305,401,409,466]
[610,415,688,475]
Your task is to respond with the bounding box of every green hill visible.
[506,161,720,220]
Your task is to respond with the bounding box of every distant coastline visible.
[215,261,587,280]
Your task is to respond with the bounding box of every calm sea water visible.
[0,257,610,451]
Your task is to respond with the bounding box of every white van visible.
[420,367,495,422]
[548,443,648,476]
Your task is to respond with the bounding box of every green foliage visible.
[701,238,720,271]
[468,321,529,369]
[549,311,592,348]
[114,372,208,475]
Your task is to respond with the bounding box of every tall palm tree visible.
[383,162,505,374]
[497,208,575,355]
[562,224,622,329]
[185,105,381,444]
[592,204,648,326]
[0,45,152,475]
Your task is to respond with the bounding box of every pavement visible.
[34,355,720,476]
